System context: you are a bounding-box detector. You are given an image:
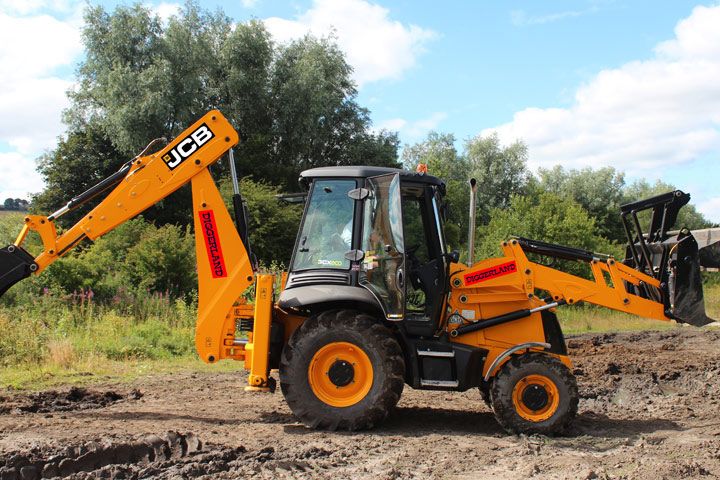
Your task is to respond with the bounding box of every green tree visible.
[123,223,197,296]
[623,179,712,231]
[476,193,621,277]
[218,178,302,266]
[465,132,529,224]
[48,2,397,228]
[33,125,126,223]
[535,166,626,242]
[402,132,466,248]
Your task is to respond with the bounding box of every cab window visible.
[292,179,356,271]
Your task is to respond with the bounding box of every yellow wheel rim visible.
[511,374,560,422]
[308,341,373,408]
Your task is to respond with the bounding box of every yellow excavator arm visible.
[14,111,239,272]
[1,111,273,387]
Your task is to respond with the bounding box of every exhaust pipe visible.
[467,178,477,266]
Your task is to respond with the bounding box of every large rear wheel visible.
[279,309,405,430]
[490,353,578,435]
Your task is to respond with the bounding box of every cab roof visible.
[299,166,444,188]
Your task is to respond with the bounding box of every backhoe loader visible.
[0,110,715,434]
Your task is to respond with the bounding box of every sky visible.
[0,0,718,222]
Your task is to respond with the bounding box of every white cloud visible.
[484,4,720,176]
[0,0,72,15]
[510,8,588,27]
[377,112,447,140]
[0,152,45,201]
[264,0,436,86]
[0,8,83,200]
[150,2,181,22]
[241,0,259,8]
[698,196,720,223]
[0,12,81,80]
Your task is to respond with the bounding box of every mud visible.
[1,328,719,479]
[0,388,143,415]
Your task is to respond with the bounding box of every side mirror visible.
[445,251,460,264]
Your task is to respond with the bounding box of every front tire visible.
[490,353,578,435]
[279,309,405,431]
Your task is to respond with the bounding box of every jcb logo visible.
[162,123,215,170]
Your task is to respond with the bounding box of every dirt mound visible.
[0,387,143,415]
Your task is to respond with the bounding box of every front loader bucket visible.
[669,231,712,326]
[0,245,36,298]
[621,191,715,327]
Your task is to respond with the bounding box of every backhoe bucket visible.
[0,245,36,298]
[621,191,715,327]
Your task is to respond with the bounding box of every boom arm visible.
[1,110,260,365]
[14,111,239,272]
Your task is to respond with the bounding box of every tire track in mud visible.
[0,432,368,479]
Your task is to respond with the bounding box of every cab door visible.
[360,174,406,320]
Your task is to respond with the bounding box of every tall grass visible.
[0,290,197,370]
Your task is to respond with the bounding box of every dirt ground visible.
[2,328,720,479]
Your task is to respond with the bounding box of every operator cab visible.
[278,166,449,335]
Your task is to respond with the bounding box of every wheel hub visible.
[511,374,560,422]
[521,383,549,411]
[328,360,355,387]
[308,342,374,407]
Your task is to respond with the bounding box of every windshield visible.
[292,179,356,271]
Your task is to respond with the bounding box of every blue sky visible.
[0,0,718,221]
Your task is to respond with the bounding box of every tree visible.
[535,166,627,242]
[33,125,126,223]
[218,178,303,266]
[623,179,712,231]
[52,2,398,219]
[3,199,15,210]
[33,124,191,226]
[402,132,466,248]
[476,193,621,277]
[464,133,529,224]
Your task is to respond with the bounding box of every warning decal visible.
[463,261,517,286]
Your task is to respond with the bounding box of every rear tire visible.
[279,309,405,431]
[490,353,578,435]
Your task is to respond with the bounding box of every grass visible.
[560,282,720,334]
[0,292,210,390]
[0,355,244,391]
[1,280,718,391]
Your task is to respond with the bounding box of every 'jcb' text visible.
[162,123,215,170]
